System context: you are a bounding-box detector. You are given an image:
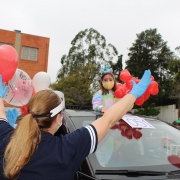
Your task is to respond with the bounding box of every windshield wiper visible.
[168,170,180,175]
[95,170,166,176]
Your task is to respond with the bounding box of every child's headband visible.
[100,62,113,76]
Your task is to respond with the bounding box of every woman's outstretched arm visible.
[92,70,152,143]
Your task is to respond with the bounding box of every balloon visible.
[147,81,159,95]
[131,77,140,84]
[119,121,128,131]
[3,69,33,106]
[20,104,28,116]
[135,95,144,106]
[113,120,143,140]
[144,90,150,101]
[150,75,154,81]
[125,80,133,90]
[124,129,133,139]
[123,83,131,94]
[111,124,119,129]
[168,155,180,169]
[0,45,18,82]
[150,87,159,95]
[119,70,132,82]
[133,129,142,139]
[32,86,35,96]
[114,86,125,98]
[121,130,126,136]
[116,82,122,89]
[32,72,51,93]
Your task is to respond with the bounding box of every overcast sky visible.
[1,0,180,83]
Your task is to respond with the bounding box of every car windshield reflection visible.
[83,119,180,169]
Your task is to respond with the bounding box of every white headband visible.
[50,99,64,117]
[50,91,65,117]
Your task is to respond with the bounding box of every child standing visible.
[92,63,119,113]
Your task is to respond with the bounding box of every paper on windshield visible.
[122,114,155,129]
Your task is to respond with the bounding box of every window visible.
[21,46,38,61]
[0,42,13,46]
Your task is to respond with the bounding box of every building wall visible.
[0,29,16,45]
[18,33,49,79]
[0,29,50,79]
[0,29,50,108]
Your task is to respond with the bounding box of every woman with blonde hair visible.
[0,69,152,180]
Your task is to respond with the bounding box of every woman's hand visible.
[129,70,152,98]
[0,75,9,98]
[100,107,106,113]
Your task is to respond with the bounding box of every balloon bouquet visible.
[112,69,159,140]
[114,69,159,106]
[111,119,143,140]
[0,45,51,116]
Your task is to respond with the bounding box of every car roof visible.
[65,109,100,117]
[65,109,161,121]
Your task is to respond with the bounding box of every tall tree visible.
[51,64,94,107]
[168,47,180,118]
[109,55,123,82]
[125,28,174,106]
[52,28,121,107]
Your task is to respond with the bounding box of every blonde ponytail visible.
[4,114,41,179]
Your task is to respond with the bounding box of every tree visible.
[51,64,94,107]
[52,28,121,108]
[57,28,119,90]
[109,55,123,82]
[168,47,180,118]
[125,28,174,107]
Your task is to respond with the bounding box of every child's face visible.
[102,74,114,82]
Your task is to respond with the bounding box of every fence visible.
[132,104,178,124]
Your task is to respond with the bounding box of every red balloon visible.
[147,81,159,95]
[121,130,126,136]
[124,129,133,139]
[150,75,154,81]
[111,124,119,129]
[20,104,28,116]
[125,80,133,90]
[114,86,125,98]
[131,77,139,84]
[150,87,159,95]
[147,81,158,91]
[119,70,132,82]
[0,45,18,82]
[116,82,123,89]
[168,155,180,169]
[119,122,127,131]
[135,95,145,106]
[144,90,150,101]
[133,129,142,139]
[123,83,131,94]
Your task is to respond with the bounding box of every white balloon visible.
[32,72,51,93]
[3,69,33,106]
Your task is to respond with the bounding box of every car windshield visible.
[80,117,180,170]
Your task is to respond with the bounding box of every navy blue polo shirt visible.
[0,119,97,180]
